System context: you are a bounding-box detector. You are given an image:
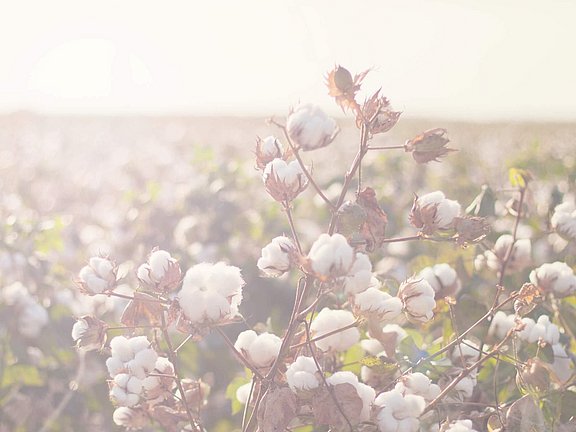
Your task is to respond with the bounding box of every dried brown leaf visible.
[356,187,388,251]
[312,382,363,428]
[257,387,298,432]
[120,292,165,327]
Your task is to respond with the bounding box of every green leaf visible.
[1,364,45,388]
[509,168,531,189]
[341,344,363,375]
[225,376,251,415]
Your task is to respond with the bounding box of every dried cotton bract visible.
[286,104,338,151]
[409,191,461,235]
[551,201,576,240]
[404,128,455,164]
[234,330,282,369]
[71,315,107,351]
[257,236,297,277]
[530,261,576,298]
[397,277,436,323]
[177,262,244,325]
[263,158,308,202]
[78,256,117,295]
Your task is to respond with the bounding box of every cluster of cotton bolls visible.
[1,281,48,338]
[176,262,245,326]
[233,330,282,369]
[106,336,173,410]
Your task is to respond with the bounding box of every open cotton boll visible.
[409,191,461,234]
[551,201,576,240]
[353,287,402,321]
[310,308,359,352]
[177,262,244,325]
[396,372,441,402]
[112,407,148,428]
[234,330,282,369]
[343,253,373,295]
[236,383,253,404]
[308,233,354,280]
[485,235,531,273]
[418,263,461,299]
[530,261,576,297]
[397,277,436,323]
[286,356,320,392]
[78,256,117,294]
[287,103,338,151]
[517,315,559,345]
[257,236,297,277]
[445,419,478,432]
[263,158,308,202]
[375,389,425,432]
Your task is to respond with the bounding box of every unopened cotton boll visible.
[286,103,338,151]
[310,308,360,352]
[257,236,297,277]
[177,262,244,325]
[530,261,576,298]
[234,330,282,369]
[397,277,436,323]
[78,256,117,295]
[286,356,320,392]
[326,371,375,422]
[308,233,355,280]
[342,253,373,295]
[551,201,576,240]
[485,235,531,273]
[409,191,461,235]
[263,158,308,202]
[418,263,461,299]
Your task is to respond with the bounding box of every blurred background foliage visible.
[0,113,575,430]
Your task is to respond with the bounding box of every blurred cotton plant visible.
[64,65,576,432]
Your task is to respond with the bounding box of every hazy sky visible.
[1,0,575,120]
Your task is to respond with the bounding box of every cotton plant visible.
[63,65,576,432]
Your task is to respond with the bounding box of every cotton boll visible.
[286,356,320,392]
[308,233,355,280]
[353,287,402,321]
[257,236,296,277]
[263,159,308,202]
[343,253,373,295]
[551,201,576,240]
[234,330,282,369]
[398,277,436,323]
[236,383,252,404]
[110,336,134,362]
[409,191,461,234]
[107,356,125,377]
[287,104,338,151]
[310,308,359,352]
[530,261,576,297]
